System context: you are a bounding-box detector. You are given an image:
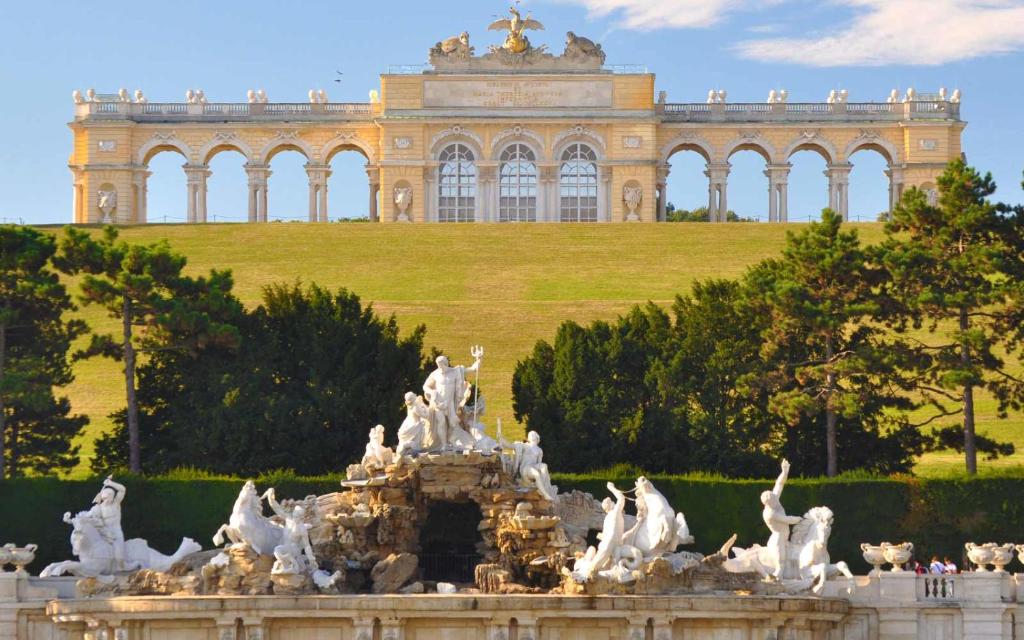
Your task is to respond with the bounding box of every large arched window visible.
[559,143,598,222]
[498,144,538,222]
[438,143,476,222]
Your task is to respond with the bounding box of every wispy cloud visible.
[734,0,1024,66]
[557,0,1024,65]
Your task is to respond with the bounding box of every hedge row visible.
[3,474,1023,574]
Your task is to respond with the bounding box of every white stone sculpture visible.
[881,542,913,572]
[767,89,777,104]
[264,488,341,590]
[778,89,788,103]
[118,88,129,102]
[8,545,37,576]
[41,477,200,577]
[396,393,430,457]
[185,89,196,104]
[134,89,147,104]
[623,476,692,560]
[991,544,1014,573]
[86,88,96,102]
[502,430,559,501]
[860,543,886,576]
[423,349,482,450]
[247,89,256,104]
[623,184,642,222]
[951,89,962,104]
[212,480,285,555]
[196,89,207,104]
[966,542,997,572]
[827,89,837,104]
[570,482,627,582]
[717,89,727,103]
[887,89,899,104]
[72,90,84,104]
[394,186,413,222]
[706,89,716,104]
[938,87,948,101]
[97,190,117,221]
[318,89,328,104]
[308,89,318,104]
[761,459,802,580]
[362,424,395,471]
[257,89,267,103]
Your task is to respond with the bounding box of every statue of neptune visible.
[422,347,482,449]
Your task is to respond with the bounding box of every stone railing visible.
[74,101,377,121]
[661,100,960,122]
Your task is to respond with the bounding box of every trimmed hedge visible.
[3,473,1023,575]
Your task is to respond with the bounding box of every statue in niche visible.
[422,348,483,450]
[97,190,117,222]
[563,31,606,63]
[430,31,474,64]
[488,5,544,54]
[393,186,413,223]
[623,184,643,222]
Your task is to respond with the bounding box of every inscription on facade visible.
[423,80,613,108]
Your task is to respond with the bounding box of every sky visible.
[1,0,1023,225]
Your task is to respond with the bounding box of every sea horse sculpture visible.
[488,5,544,54]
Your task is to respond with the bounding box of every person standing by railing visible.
[929,556,945,574]
[943,557,958,574]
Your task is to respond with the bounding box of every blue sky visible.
[1,0,1022,224]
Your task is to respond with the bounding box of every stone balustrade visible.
[662,100,960,122]
[73,101,377,121]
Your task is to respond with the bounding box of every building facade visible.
[68,13,965,224]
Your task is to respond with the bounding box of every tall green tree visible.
[878,160,1023,474]
[743,209,921,477]
[0,226,88,478]
[56,226,238,473]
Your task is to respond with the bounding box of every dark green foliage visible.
[877,160,1022,474]
[0,226,88,478]
[665,204,754,222]
[92,283,431,476]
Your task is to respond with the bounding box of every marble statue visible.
[212,480,285,555]
[264,488,341,589]
[570,482,627,581]
[623,185,642,222]
[488,6,544,54]
[622,476,692,560]
[396,393,430,457]
[563,32,605,63]
[134,89,147,104]
[247,89,256,104]
[118,88,130,102]
[98,190,117,221]
[394,186,413,222]
[761,459,801,580]
[72,90,84,104]
[502,430,558,500]
[362,425,395,471]
[423,348,483,450]
[40,477,201,577]
[430,32,474,63]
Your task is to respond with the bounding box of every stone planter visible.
[965,542,995,572]
[990,544,1014,573]
[860,543,887,576]
[0,543,13,572]
[881,542,913,572]
[9,544,37,576]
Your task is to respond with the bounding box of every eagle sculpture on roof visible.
[488,5,544,54]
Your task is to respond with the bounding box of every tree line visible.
[1,160,1022,478]
[513,161,1024,477]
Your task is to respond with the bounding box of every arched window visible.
[438,144,476,223]
[559,143,598,222]
[498,144,538,222]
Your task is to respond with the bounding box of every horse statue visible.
[212,480,285,555]
[622,476,693,561]
[725,506,851,594]
[40,511,200,578]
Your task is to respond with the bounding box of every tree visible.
[93,283,432,476]
[56,226,238,473]
[878,160,1022,474]
[0,226,88,477]
[665,204,754,223]
[743,209,924,477]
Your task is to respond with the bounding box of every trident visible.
[470,345,484,428]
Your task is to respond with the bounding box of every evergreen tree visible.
[878,160,1022,474]
[0,226,88,477]
[56,226,238,473]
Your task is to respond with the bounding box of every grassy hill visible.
[44,222,1022,477]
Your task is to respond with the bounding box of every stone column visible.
[130,169,150,224]
[885,166,906,215]
[656,164,670,222]
[600,166,612,222]
[183,164,210,224]
[538,164,558,222]
[764,163,791,223]
[477,164,497,222]
[305,163,331,222]
[366,167,380,222]
[245,164,271,223]
[422,165,435,223]
[705,162,730,222]
[825,163,852,220]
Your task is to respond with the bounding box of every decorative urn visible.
[861,543,887,576]
[0,544,14,572]
[881,541,914,572]
[990,543,1015,573]
[1015,544,1024,569]
[965,542,995,571]
[9,544,37,576]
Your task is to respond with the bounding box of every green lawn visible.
[44,222,1022,477]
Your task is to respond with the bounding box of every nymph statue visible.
[502,430,558,500]
[396,392,430,457]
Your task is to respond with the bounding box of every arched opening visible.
[418,501,483,584]
[559,143,599,222]
[726,146,770,221]
[848,148,892,222]
[144,149,188,224]
[206,148,248,223]
[664,146,709,221]
[438,143,477,223]
[498,143,538,222]
[786,148,830,222]
[327,146,371,221]
[266,148,308,222]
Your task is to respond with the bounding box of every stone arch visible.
[782,135,839,165]
[553,125,606,160]
[198,134,255,165]
[660,134,715,164]
[431,128,485,160]
[322,133,375,164]
[723,134,776,164]
[259,135,316,163]
[489,126,545,161]
[844,135,901,166]
[137,136,192,165]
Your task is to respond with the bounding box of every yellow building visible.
[67,14,964,225]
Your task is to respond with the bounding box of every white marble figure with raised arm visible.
[396,392,431,457]
[263,488,341,590]
[422,347,482,449]
[762,459,802,580]
[571,481,627,581]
